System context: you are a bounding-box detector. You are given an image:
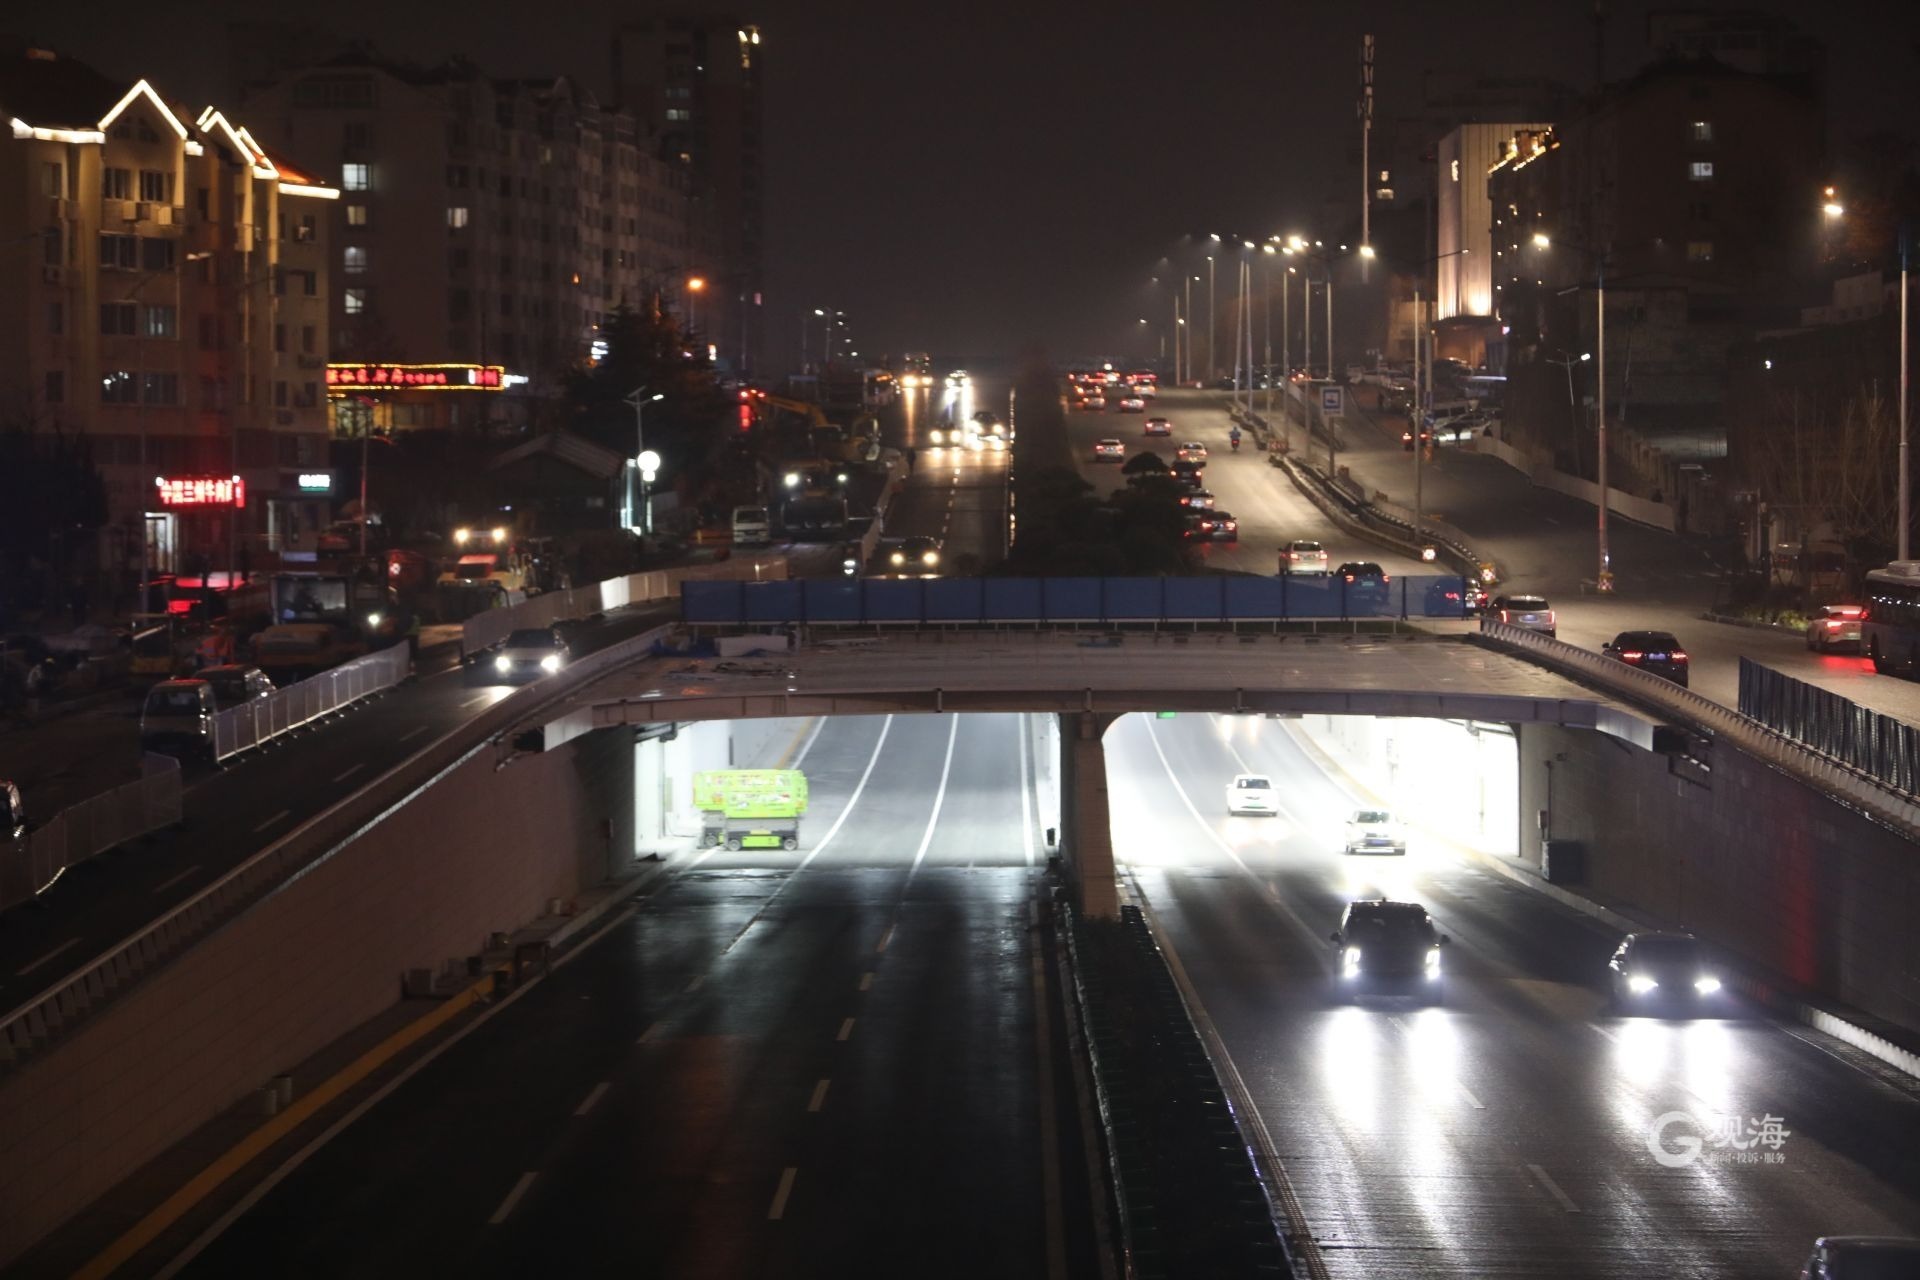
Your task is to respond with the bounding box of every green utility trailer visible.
[693,769,810,851]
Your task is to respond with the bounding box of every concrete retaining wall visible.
[1468,434,1677,532]
[1516,722,1920,1035]
[0,727,634,1266]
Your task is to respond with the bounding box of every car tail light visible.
[1499,609,1510,622]
[1224,521,1237,531]
[1545,610,1556,625]
[1671,651,1687,662]
[1381,574,1390,584]
[1621,651,1643,661]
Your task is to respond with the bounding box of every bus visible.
[1862,561,1920,674]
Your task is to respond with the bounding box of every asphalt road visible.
[1108,710,1920,1278]
[875,377,1010,572]
[1060,387,1434,585]
[167,713,1094,1279]
[0,605,671,1017]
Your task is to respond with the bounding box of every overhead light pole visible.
[624,389,663,532]
[1533,231,1612,591]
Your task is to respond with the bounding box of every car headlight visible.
[1342,946,1362,975]
[842,558,858,572]
[540,654,561,673]
[891,552,905,565]
[923,551,939,565]
[1627,974,1659,994]
[494,655,512,672]
[1425,947,1442,973]
[1694,976,1722,994]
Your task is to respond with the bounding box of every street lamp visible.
[1530,231,1614,591]
[126,249,212,611]
[624,389,664,532]
[637,449,661,535]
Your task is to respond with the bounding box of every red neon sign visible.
[325,363,504,390]
[154,475,246,508]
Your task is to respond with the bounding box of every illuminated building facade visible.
[0,45,337,577]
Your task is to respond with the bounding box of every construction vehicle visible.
[692,769,810,851]
[755,391,881,464]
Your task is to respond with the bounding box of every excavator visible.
[753,391,881,464]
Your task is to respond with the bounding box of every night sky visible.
[17,1,1918,365]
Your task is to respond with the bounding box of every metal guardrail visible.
[1738,658,1920,797]
[0,756,183,912]
[211,643,410,763]
[0,623,675,1069]
[461,556,790,658]
[1475,620,1920,843]
[681,573,1479,626]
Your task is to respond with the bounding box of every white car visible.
[1344,809,1406,855]
[1283,540,1329,576]
[1226,773,1278,816]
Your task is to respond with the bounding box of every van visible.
[732,505,772,546]
[140,679,217,760]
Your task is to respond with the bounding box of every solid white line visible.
[1018,715,1035,868]
[150,864,203,895]
[798,715,895,864]
[906,715,961,880]
[807,1079,831,1113]
[789,717,828,770]
[767,1167,798,1220]
[399,725,428,743]
[1458,1082,1487,1110]
[836,1017,855,1042]
[858,972,874,992]
[331,763,365,784]
[875,925,894,954]
[15,936,80,978]
[573,1082,611,1117]
[488,1172,539,1224]
[251,809,290,834]
[1527,1163,1581,1214]
[1031,938,1070,1279]
[684,975,704,993]
[461,693,493,708]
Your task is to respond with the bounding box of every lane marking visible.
[807,1079,831,1113]
[767,1167,798,1220]
[1526,1163,1582,1214]
[637,1021,661,1045]
[151,865,202,895]
[15,936,80,978]
[331,763,365,784]
[875,925,894,954]
[488,1172,539,1225]
[684,975,704,993]
[858,972,874,992]
[1017,715,1036,868]
[836,1017,855,1042]
[251,809,290,835]
[787,717,828,770]
[573,1082,611,1117]
[1031,934,1071,1279]
[460,693,493,708]
[399,725,428,743]
[1458,1082,1487,1110]
[905,715,961,881]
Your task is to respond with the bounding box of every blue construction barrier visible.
[681,574,1474,625]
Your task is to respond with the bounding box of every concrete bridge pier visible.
[1058,712,1120,919]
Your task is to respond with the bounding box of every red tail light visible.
[1621,651,1643,661]
[1544,611,1556,625]
[1381,574,1391,584]
[1671,651,1688,662]
[1499,610,1510,622]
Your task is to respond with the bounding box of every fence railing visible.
[683,573,1479,626]
[1476,620,1920,842]
[1739,658,1920,797]
[0,755,182,913]
[462,555,790,657]
[211,642,411,762]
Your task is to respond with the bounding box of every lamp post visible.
[637,449,661,535]
[1184,275,1196,385]
[625,389,664,532]
[1532,231,1612,590]
[126,250,211,611]
[1206,240,1218,383]
[686,276,707,338]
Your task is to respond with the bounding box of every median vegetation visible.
[1065,905,1291,1278]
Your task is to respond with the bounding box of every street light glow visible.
[1359,245,1377,259]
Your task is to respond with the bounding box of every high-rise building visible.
[611,15,763,374]
[0,45,337,580]
[241,50,696,435]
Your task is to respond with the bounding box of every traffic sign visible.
[1320,386,1345,417]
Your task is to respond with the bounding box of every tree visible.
[565,300,729,490]
[1121,451,1169,477]
[0,424,108,619]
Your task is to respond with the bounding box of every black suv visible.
[1601,630,1689,686]
[1330,900,1450,1003]
[1336,561,1391,602]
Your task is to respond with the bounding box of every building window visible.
[142,373,179,405]
[140,238,175,271]
[42,162,63,198]
[99,302,138,335]
[296,382,319,409]
[100,233,138,269]
[344,288,367,315]
[345,203,369,227]
[101,371,138,404]
[274,322,287,353]
[43,226,60,266]
[102,168,132,200]
[299,270,318,297]
[44,371,64,404]
[344,121,372,149]
[1691,121,1714,143]
[446,164,469,188]
[1689,161,1714,181]
[342,163,371,192]
[447,205,470,229]
[46,301,63,335]
[1687,241,1714,262]
[343,246,368,275]
[301,324,317,354]
[138,170,173,203]
[144,305,177,338]
[274,380,288,408]
[295,214,316,242]
[665,109,690,123]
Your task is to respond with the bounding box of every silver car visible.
[1490,594,1556,637]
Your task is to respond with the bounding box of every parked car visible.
[731,505,772,546]
[1601,630,1690,686]
[1806,604,1865,654]
[1489,594,1556,637]
[139,678,217,762]
[198,664,275,710]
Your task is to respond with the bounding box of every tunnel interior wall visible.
[0,727,634,1268]
[1516,722,1920,1035]
[1297,715,1519,854]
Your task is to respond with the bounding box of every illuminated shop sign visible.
[325,363,507,391]
[155,475,246,508]
[297,473,333,493]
